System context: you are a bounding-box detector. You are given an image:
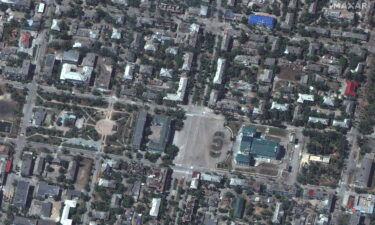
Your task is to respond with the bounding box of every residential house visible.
[259,69,274,83]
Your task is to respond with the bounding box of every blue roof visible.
[248,14,276,28]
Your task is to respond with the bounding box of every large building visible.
[148,115,172,152]
[60,64,93,84]
[355,154,374,188]
[232,197,245,219]
[235,126,281,166]
[13,180,31,208]
[163,77,188,103]
[213,58,226,85]
[150,198,161,217]
[250,139,280,160]
[132,111,147,150]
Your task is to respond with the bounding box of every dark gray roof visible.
[148,115,172,152]
[132,111,147,150]
[64,189,82,199]
[67,161,78,181]
[12,216,37,225]
[62,50,80,63]
[3,60,31,79]
[36,182,60,199]
[37,220,57,225]
[35,157,45,176]
[21,153,33,177]
[13,180,30,208]
[81,53,97,67]
[356,154,374,187]
[349,213,362,225]
[203,213,218,225]
[41,202,52,217]
[33,107,46,126]
[139,64,153,75]
[44,54,56,68]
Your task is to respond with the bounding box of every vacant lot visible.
[0,100,17,120]
[277,67,301,81]
[173,114,232,170]
[75,157,93,191]
[236,163,279,177]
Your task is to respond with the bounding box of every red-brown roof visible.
[192,171,200,178]
[5,159,11,173]
[344,80,359,96]
[21,32,31,47]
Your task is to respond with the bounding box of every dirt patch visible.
[75,158,93,191]
[50,202,62,221]
[0,100,17,121]
[277,67,301,81]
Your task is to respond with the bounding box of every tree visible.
[165,145,179,160]
[123,195,134,208]
[359,120,374,135]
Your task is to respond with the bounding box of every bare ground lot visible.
[75,157,93,192]
[173,114,232,170]
[277,67,301,81]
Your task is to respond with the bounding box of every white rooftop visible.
[271,102,289,111]
[213,58,226,85]
[164,77,188,102]
[60,63,93,83]
[297,93,315,103]
[150,198,161,217]
[111,28,121,39]
[60,200,77,225]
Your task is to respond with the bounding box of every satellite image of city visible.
[0,0,373,224]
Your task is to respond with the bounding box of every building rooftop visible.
[164,77,188,102]
[132,111,147,150]
[150,198,161,217]
[13,180,30,208]
[41,202,52,218]
[250,138,279,160]
[21,153,33,177]
[36,182,60,199]
[345,80,359,96]
[248,14,276,28]
[62,50,80,63]
[213,58,226,85]
[60,200,76,225]
[148,115,171,152]
[60,64,93,83]
[232,197,245,218]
